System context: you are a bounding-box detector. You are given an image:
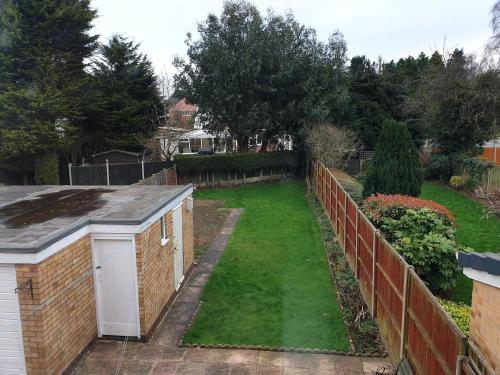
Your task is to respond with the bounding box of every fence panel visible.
[71,165,107,185]
[406,270,466,375]
[345,198,357,269]
[375,238,406,363]
[108,163,142,185]
[357,213,374,310]
[336,188,346,249]
[310,161,468,375]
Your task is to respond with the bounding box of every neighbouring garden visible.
[421,182,500,305]
[183,182,351,351]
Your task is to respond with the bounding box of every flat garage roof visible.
[0,184,192,253]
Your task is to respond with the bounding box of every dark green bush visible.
[339,179,363,205]
[375,207,467,294]
[175,151,301,174]
[34,152,59,184]
[425,154,454,180]
[363,119,423,197]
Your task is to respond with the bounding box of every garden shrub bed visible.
[307,190,386,355]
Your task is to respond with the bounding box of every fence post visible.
[400,264,412,359]
[335,181,339,234]
[141,159,145,180]
[105,159,110,186]
[371,229,379,318]
[343,191,347,254]
[355,209,359,278]
[68,163,73,186]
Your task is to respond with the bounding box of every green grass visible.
[184,182,350,351]
[420,182,500,304]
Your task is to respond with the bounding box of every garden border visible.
[306,187,387,357]
[311,160,468,375]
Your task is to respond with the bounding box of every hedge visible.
[174,151,302,174]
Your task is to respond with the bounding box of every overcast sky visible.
[90,0,495,74]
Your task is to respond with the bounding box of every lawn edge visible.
[305,182,387,357]
[178,300,384,357]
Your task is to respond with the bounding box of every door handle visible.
[96,266,102,270]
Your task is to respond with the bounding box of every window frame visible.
[160,215,169,246]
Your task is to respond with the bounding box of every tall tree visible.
[174,1,323,152]
[411,49,499,156]
[89,34,161,151]
[345,56,388,149]
[0,0,98,183]
[363,119,423,197]
[175,1,265,152]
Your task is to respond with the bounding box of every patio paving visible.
[71,207,390,375]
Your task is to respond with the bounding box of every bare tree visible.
[305,124,360,169]
[138,72,190,161]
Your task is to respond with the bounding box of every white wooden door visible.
[173,205,184,290]
[0,264,26,375]
[92,239,140,337]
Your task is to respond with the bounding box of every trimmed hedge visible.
[175,151,301,174]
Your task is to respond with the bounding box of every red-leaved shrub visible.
[362,194,455,226]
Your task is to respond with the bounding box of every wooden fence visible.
[312,161,468,375]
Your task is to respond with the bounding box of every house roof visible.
[171,98,196,113]
[458,252,500,276]
[0,184,192,253]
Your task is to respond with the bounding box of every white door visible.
[173,205,184,290]
[0,264,26,375]
[92,239,140,337]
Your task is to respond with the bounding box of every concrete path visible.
[72,208,389,375]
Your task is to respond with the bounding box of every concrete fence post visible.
[68,163,73,186]
[141,159,145,180]
[105,159,110,186]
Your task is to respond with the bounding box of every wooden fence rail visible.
[312,160,468,375]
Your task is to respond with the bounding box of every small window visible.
[160,215,168,245]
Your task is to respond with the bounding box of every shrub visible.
[34,152,59,184]
[340,179,363,205]
[425,154,454,180]
[450,175,467,190]
[175,151,301,174]
[305,124,360,169]
[438,298,471,336]
[461,157,494,188]
[362,195,465,295]
[363,119,423,197]
[362,194,455,226]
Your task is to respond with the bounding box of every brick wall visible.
[470,280,500,371]
[136,197,194,337]
[16,235,96,375]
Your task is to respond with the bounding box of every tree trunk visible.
[237,135,249,153]
[259,137,269,153]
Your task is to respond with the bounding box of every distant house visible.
[0,184,194,374]
[91,149,153,164]
[168,98,197,129]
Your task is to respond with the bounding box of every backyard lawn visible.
[183,182,351,351]
[421,182,500,304]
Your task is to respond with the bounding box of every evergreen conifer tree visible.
[0,0,98,183]
[363,119,423,197]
